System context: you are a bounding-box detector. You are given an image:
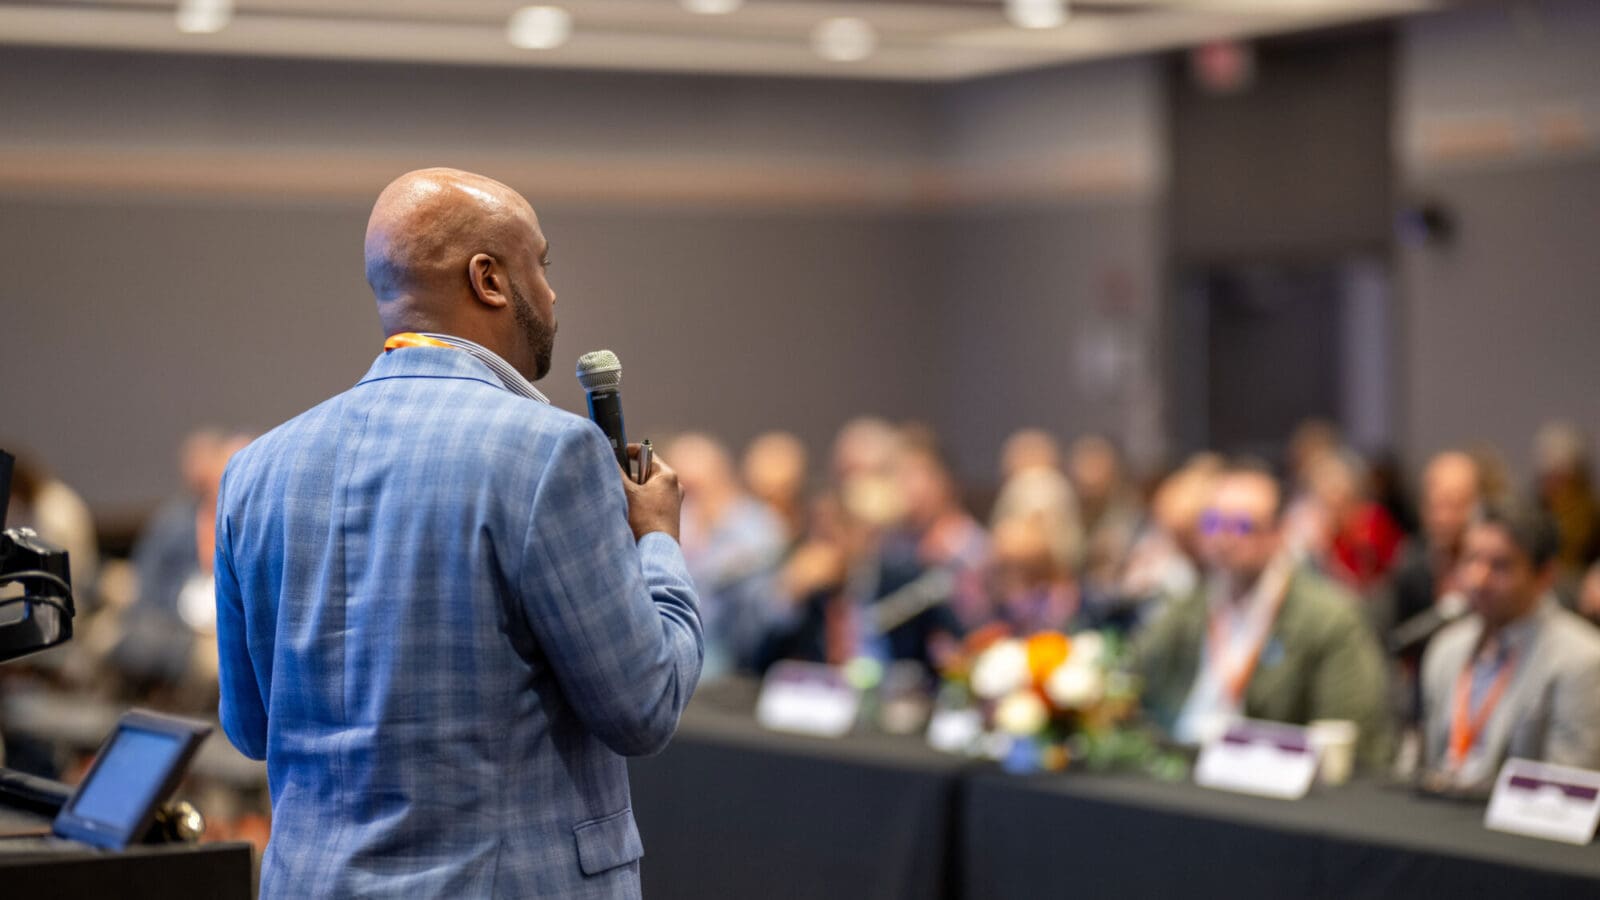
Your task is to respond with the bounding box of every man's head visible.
[364,168,556,382]
[742,431,808,507]
[999,428,1061,481]
[664,433,739,508]
[1068,434,1122,506]
[1421,451,1481,553]
[895,436,959,530]
[1459,502,1558,628]
[1198,462,1283,586]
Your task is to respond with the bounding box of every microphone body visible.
[585,387,628,470]
[576,350,629,470]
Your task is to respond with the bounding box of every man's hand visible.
[621,443,683,542]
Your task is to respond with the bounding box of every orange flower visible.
[1025,631,1071,687]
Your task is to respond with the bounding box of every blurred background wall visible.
[0,0,1596,524]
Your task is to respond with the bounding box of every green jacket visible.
[1133,566,1392,769]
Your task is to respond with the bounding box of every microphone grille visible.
[576,349,622,392]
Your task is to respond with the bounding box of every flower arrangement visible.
[937,625,1184,778]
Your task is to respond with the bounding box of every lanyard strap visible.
[384,332,454,352]
[1448,647,1518,769]
[1205,557,1294,705]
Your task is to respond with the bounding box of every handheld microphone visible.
[576,350,629,472]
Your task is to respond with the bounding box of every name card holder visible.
[1195,719,1319,800]
[926,708,983,755]
[756,661,861,739]
[1485,758,1600,846]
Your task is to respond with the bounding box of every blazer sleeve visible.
[1307,595,1392,769]
[214,467,269,761]
[519,420,704,757]
[1545,645,1600,769]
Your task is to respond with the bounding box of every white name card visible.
[1195,719,1319,800]
[756,661,860,739]
[926,708,983,755]
[1485,758,1600,846]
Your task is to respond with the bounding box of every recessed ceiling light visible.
[175,0,232,34]
[1005,0,1069,30]
[813,17,878,63]
[681,0,744,14]
[508,6,573,50]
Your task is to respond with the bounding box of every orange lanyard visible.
[384,332,454,352]
[1205,563,1292,705]
[1448,647,1518,769]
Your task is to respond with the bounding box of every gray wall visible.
[1398,0,1600,477]
[0,48,1161,516]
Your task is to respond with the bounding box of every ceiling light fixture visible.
[175,0,232,34]
[812,17,878,63]
[681,0,744,14]
[507,6,573,50]
[1005,0,1068,30]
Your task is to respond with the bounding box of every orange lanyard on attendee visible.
[384,332,454,352]
[1205,557,1294,705]
[1448,648,1518,769]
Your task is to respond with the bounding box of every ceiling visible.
[0,0,1459,81]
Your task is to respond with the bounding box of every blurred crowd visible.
[4,415,1600,805]
[665,416,1600,792]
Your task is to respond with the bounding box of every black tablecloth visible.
[963,771,1600,899]
[633,683,1600,900]
[0,803,252,900]
[629,682,971,900]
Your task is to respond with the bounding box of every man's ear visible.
[467,253,510,309]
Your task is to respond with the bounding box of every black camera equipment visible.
[0,448,208,849]
[0,449,76,664]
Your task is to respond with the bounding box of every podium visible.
[1,804,253,899]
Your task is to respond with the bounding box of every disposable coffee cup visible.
[1308,719,1359,786]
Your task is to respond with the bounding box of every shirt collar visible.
[1476,595,1552,662]
[416,332,550,404]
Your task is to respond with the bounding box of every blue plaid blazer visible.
[215,346,703,898]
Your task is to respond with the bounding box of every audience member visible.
[859,433,988,670]
[116,429,226,688]
[1419,503,1600,795]
[987,516,1081,634]
[742,430,810,544]
[3,448,99,602]
[1068,434,1139,590]
[1532,421,1600,595]
[1305,449,1404,594]
[1578,561,1600,629]
[1133,462,1390,766]
[1112,454,1219,629]
[990,428,1082,577]
[1389,451,1482,637]
[669,432,790,679]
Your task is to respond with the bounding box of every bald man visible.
[214,169,702,899]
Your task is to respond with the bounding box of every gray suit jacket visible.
[1421,598,1600,790]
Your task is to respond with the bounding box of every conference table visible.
[630,681,1600,900]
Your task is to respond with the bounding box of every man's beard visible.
[510,282,555,381]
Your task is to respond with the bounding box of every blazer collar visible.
[356,346,506,391]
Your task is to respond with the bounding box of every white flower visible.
[1067,631,1105,669]
[1045,661,1105,709]
[970,639,1030,700]
[994,690,1049,736]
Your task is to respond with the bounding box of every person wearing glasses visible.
[1132,461,1391,768]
